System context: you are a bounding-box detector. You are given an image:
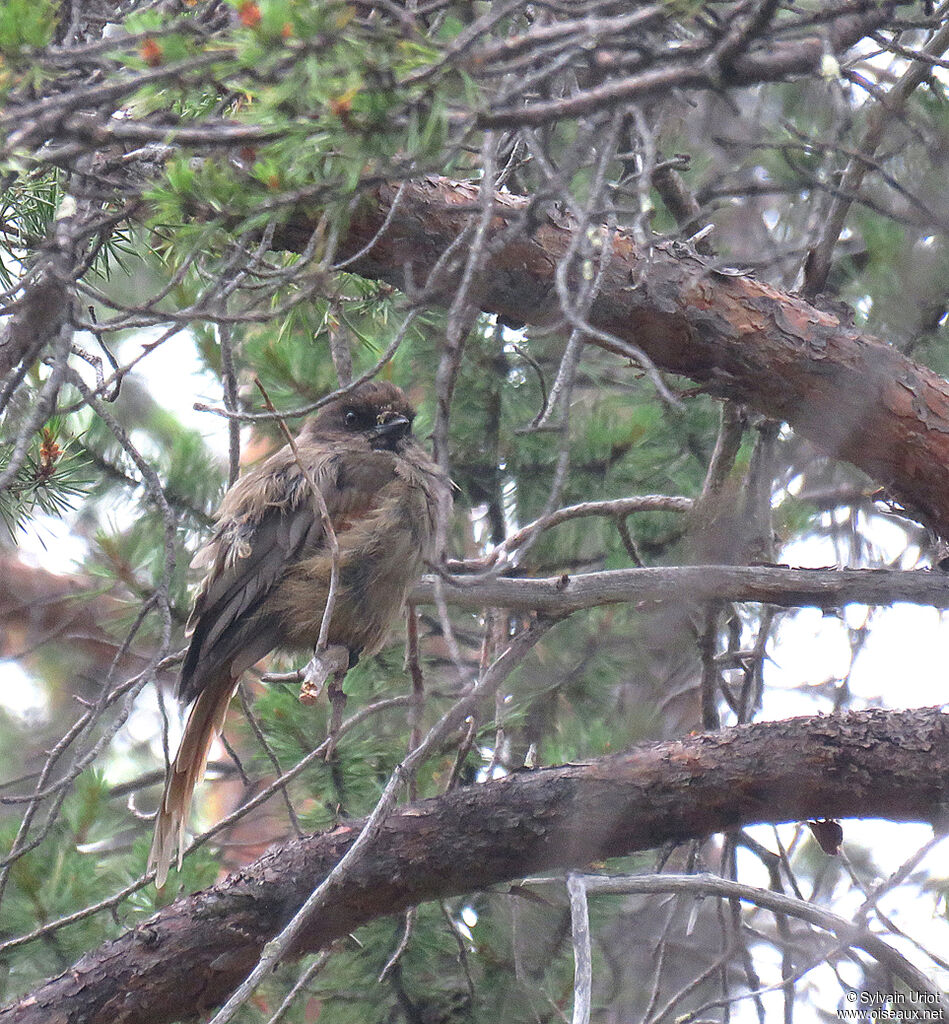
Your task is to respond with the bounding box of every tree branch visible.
[271,176,949,538]
[474,6,889,128]
[3,707,948,1024]
[413,565,949,614]
[8,553,949,645]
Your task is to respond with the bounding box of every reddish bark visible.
[3,707,947,1024]
[276,177,949,537]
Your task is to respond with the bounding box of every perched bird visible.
[149,381,449,887]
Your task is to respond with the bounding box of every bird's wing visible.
[152,453,338,886]
[176,454,332,704]
[151,443,410,886]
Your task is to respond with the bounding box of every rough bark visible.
[3,707,948,1024]
[274,177,949,538]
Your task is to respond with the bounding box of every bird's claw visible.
[299,645,350,705]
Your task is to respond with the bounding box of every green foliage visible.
[0,0,56,58]
[0,173,60,286]
[0,422,92,539]
[139,0,454,266]
[0,772,129,989]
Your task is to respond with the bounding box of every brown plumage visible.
[149,381,449,887]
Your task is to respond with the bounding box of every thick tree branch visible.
[8,553,949,645]
[271,177,949,538]
[413,565,949,614]
[3,707,947,1024]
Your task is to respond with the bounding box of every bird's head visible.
[308,381,417,452]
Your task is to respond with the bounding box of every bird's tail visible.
[148,672,237,888]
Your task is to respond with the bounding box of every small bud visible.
[55,195,77,220]
[820,53,840,81]
[140,38,163,67]
[238,1,261,28]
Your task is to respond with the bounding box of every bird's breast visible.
[272,473,438,658]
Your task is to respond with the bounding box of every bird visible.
[148,380,450,887]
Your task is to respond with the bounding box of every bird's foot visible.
[299,645,350,706]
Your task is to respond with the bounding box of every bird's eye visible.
[344,410,358,427]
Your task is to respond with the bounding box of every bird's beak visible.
[369,413,411,448]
